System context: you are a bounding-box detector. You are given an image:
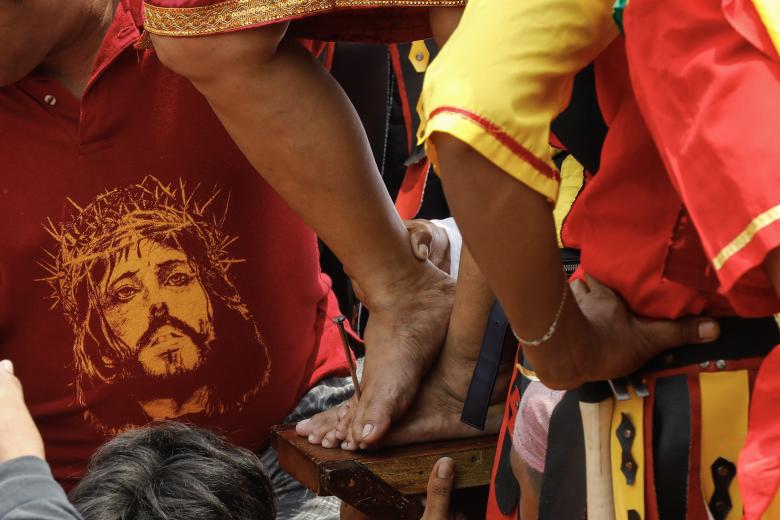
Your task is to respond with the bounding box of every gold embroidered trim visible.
[143,0,466,37]
[712,203,780,271]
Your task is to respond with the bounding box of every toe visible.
[300,406,342,444]
[295,418,313,437]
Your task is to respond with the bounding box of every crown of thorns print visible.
[39,176,243,326]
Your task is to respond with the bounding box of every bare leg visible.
[150,24,455,448]
[301,246,510,449]
[512,449,542,520]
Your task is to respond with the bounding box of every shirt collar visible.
[121,0,145,30]
[86,0,144,93]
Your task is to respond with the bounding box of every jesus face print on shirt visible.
[41,176,271,433]
[100,238,215,379]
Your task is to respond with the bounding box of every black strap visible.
[460,300,510,430]
[653,375,692,519]
[643,316,779,373]
[538,391,587,520]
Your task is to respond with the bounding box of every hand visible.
[566,275,720,384]
[405,219,452,275]
[421,457,467,520]
[0,360,45,463]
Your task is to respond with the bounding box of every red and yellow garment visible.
[142,0,465,43]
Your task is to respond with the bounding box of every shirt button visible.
[43,94,57,106]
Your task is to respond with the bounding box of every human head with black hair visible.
[69,421,276,520]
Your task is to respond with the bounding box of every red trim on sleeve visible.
[429,106,560,182]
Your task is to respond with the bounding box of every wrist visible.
[523,294,593,389]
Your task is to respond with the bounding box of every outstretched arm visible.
[435,136,719,389]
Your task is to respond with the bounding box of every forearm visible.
[436,136,592,389]
[0,457,83,520]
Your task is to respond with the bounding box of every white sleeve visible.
[430,217,462,279]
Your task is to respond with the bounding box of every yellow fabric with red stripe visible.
[418,0,616,202]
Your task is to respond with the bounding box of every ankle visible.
[358,259,444,311]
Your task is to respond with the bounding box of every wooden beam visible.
[271,424,497,495]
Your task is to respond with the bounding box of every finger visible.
[407,223,434,261]
[0,359,14,375]
[638,317,720,356]
[584,274,617,297]
[421,457,455,520]
[569,278,590,298]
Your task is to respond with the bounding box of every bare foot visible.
[323,358,504,450]
[295,401,350,448]
[350,260,456,449]
[381,359,504,447]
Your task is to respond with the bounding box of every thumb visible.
[421,457,455,520]
[0,359,14,375]
[408,226,433,261]
[637,317,719,355]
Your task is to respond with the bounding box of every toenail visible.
[361,423,374,439]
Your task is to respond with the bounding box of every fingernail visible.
[361,423,374,439]
[418,244,429,259]
[437,457,454,479]
[698,320,719,341]
[308,433,316,443]
[338,406,349,419]
[0,360,13,374]
[341,441,350,450]
[322,439,331,448]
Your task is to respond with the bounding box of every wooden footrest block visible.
[271,425,497,519]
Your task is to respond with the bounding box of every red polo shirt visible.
[0,0,347,488]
